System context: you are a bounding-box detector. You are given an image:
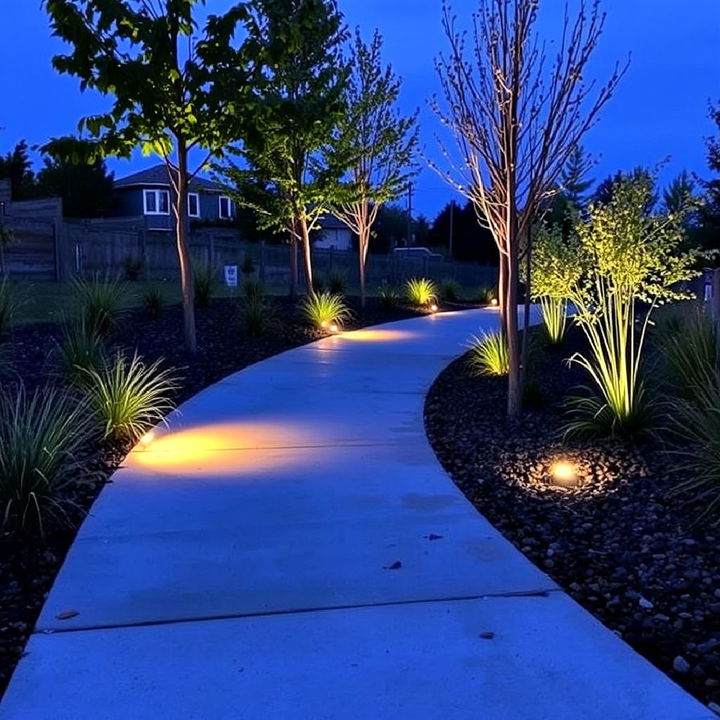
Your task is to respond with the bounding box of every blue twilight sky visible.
[0,0,719,218]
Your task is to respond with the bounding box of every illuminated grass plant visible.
[0,382,96,534]
[467,331,509,377]
[555,177,701,438]
[71,274,128,335]
[405,277,437,307]
[300,292,351,329]
[78,352,178,443]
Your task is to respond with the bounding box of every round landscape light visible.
[329,323,339,333]
[550,461,579,488]
[320,320,329,329]
[430,303,438,312]
[490,298,498,306]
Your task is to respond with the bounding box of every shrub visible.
[669,373,720,522]
[242,277,264,301]
[467,331,509,377]
[71,274,128,335]
[327,271,346,295]
[542,176,701,438]
[300,291,351,329]
[0,382,96,534]
[120,256,144,282]
[0,276,18,338]
[57,320,106,385]
[142,286,164,320]
[241,295,276,337]
[439,278,461,302]
[539,297,567,346]
[661,307,716,404]
[405,277,437,307]
[78,351,178,443]
[193,262,218,308]
[379,282,400,310]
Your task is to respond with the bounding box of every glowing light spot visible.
[329,324,339,333]
[430,303,439,312]
[490,298,498,306]
[335,329,418,342]
[128,422,325,476]
[320,320,329,329]
[551,461,579,488]
[139,430,155,447]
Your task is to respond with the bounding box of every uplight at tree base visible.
[490,298,498,307]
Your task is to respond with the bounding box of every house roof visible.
[114,164,225,193]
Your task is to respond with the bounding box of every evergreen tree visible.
[0,140,36,200]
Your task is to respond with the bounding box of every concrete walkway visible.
[0,309,711,719]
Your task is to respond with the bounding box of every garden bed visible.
[0,294,425,698]
[424,326,720,712]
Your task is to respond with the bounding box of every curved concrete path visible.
[0,309,711,719]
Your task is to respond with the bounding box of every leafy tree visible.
[41,0,252,352]
[697,103,720,254]
[557,176,700,436]
[221,0,348,297]
[329,29,418,306]
[593,167,657,209]
[0,141,36,200]
[371,202,408,253]
[36,156,115,218]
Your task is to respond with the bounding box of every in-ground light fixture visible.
[430,303,438,313]
[490,298,498,307]
[550,460,579,489]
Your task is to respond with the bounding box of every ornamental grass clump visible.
[405,277,437,307]
[142,286,164,320]
[300,292,351,329]
[556,176,700,438]
[71,273,128,336]
[57,319,106,385]
[379,281,400,310]
[0,276,19,338]
[193,262,218,308]
[241,295,276,337]
[0,382,96,535]
[78,351,178,443]
[242,277,264,301]
[467,331,509,377]
[439,278,461,302]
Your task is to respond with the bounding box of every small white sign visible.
[224,265,238,288]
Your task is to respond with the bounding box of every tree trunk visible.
[506,219,521,419]
[299,218,313,294]
[358,225,370,308]
[288,230,298,299]
[519,235,532,392]
[173,145,197,353]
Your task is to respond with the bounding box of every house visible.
[315,213,354,251]
[111,164,235,230]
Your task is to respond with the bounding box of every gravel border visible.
[424,326,720,713]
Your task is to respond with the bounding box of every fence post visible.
[260,240,266,282]
[139,228,149,280]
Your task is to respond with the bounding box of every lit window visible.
[144,189,170,215]
[188,193,200,218]
[219,195,233,220]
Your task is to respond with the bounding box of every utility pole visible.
[448,201,454,259]
[406,182,413,247]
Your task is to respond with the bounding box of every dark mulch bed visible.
[0,294,425,699]
[424,326,720,712]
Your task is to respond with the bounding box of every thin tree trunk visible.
[520,234,532,393]
[299,218,313,294]
[506,220,521,419]
[173,144,196,353]
[288,230,298,299]
[358,225,370,308]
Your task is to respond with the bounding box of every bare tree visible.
[432,0,626,417]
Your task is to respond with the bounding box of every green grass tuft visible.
[405,277,437,307]
[467,331,509,377]
[300,292,352,329]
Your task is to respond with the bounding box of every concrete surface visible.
[0,308,712,719]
